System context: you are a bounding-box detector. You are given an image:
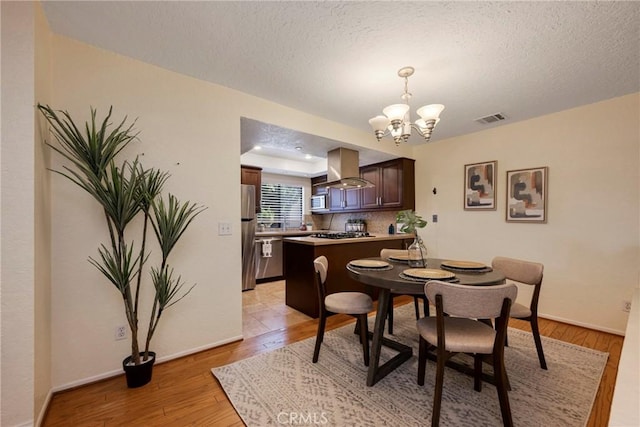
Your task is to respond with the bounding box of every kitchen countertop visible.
[256,230,327,237]
[283,233,412,246]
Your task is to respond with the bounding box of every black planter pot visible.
[122,351,156,388]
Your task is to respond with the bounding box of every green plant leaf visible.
[396,209,427,234]
[151,194,206,260]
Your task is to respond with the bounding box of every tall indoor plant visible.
[39,104,205,387]
[396,209,428,267]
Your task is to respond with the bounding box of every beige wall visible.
[34,1,53,424]
[1,2,37,425]
[48,34,386,390]
[414,93,640,333]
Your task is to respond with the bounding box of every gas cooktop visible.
[313,232,371,239]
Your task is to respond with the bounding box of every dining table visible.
[346,257,506,387]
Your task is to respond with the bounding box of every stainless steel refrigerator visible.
[241,184,257,290]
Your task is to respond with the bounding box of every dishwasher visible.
[254,237,283,280]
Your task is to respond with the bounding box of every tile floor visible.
[242,280,313,338]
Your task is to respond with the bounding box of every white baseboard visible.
[35,389,53,427]
[51,334,243,393]
[538,312,625,336]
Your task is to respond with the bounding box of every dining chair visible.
[417,280,517,427]
[380,248,429,334]
[312,255,373,365]
[491,256,547,370]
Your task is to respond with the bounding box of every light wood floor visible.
[42,295,623,426]
[242,280,312,338]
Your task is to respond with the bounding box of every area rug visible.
[212,304,608,426]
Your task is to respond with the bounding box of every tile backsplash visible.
[310,211,403,234]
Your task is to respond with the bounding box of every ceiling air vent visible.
[475,113,506,125]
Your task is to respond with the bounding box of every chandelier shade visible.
[369,66,444,146]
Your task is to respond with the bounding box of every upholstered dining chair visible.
[417,280,518,427]
[491,256,547,370]
[312,255,373,366]
[380,248,429,334]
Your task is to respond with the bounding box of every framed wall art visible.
[506,166,548,223]
[464,161,497,210]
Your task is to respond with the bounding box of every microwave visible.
[311,194,328,211]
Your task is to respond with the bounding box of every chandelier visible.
[368,66,445,146]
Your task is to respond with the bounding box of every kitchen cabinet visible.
[313,175,361,211]
[311,175,328,195]
[328,187,361,211]
[241,165,262,212]
[360,158,415,211]
[310,157,415,214]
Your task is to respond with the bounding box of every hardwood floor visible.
[42,295,623,426]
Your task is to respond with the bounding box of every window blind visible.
[257,184,303,229]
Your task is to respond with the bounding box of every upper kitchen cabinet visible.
[311,158,415,214]
[328,187,361,211]
[241,165,262,212]
[360,158,415,211]
[311,175,328,195]
[312,175,360,211]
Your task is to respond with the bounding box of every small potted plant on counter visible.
[38,104,206,388]
[396,209,428,267]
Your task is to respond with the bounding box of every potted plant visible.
[396,209,428,267]
[38,104,206,388]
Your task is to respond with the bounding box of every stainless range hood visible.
[316,147,374,190]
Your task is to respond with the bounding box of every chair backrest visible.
[492,256,543,286]
[380,248,408,260]
[314,256,329,309]
[314,255,328,284]
[424,280,518,319]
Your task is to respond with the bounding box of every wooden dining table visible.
[346,257,505,387]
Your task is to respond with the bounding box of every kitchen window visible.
[258,184,303,229]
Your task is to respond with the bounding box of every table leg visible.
[366,289,413,386]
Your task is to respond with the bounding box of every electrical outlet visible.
[218,222,232,236]
[115,325,127,341]
[622,300,632,312]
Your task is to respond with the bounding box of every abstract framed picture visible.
[464,161,497,210]
[506,166,548,223]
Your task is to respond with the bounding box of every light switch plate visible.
[218,222,232,235]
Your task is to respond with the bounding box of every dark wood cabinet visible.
[310,157,415,214]
[311,175,328,195]
[360,158,415,211]
[312,175,361,211]
[241,165,262,212]
[328,187,361,211]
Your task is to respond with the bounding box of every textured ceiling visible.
[41,1,640,163]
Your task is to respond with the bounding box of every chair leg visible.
[388,295,395,334]
[423,297,430,317]
[432,351,446,427]
[530,317,548,370]
[312,310,327,363]
[414,297,420,319]
[418,336,428,386]
[493,352,514,427]
[358,314,370,366]
[474,354,483,392]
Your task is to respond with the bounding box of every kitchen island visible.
[283,234,413,317]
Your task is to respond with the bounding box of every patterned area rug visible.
[212,304,608,426]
